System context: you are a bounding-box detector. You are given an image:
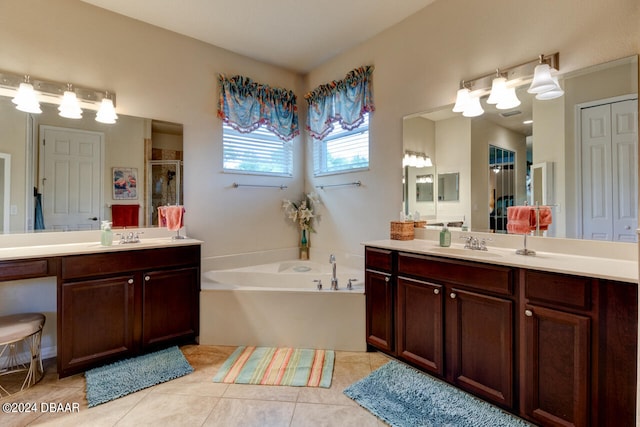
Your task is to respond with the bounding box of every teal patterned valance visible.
[217,74,299,142]
[305,66,375,140]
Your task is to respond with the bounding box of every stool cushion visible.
[0,313,45,344]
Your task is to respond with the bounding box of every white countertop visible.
[364,239,637,284]
[0,236,203,261]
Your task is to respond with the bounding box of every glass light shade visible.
[535,76,564,100]
[496,86,521,110]
[58,91,82,119]
[96,98,118,124]
[452,88,470,112]
[423,156,433,167]
[527,63,557,94]
[12,83,42,114]
[462,95,484,117]
[486,77,507,105]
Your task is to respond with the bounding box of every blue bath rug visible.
[85,346,193,407]
[344,360,533,427]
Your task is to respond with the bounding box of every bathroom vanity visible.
[0,236,201,377]
[364,240,637,427]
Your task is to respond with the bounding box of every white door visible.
[40,126,103,231]
[581,99,637,241]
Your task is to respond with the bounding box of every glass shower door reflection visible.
[148,160,182,226]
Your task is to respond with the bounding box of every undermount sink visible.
[429,247,503,258]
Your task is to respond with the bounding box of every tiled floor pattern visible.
[0,345,391,427]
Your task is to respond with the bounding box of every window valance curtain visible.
[217,74,299,142]
[305,65,375,140]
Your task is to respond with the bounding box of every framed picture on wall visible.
[113,167,138,200]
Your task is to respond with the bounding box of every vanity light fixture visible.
[12,76,42,114]
[96,92,118,124]
[0,69,117,123]
[453,53,561,117]
[58,84,83,119]
[403,151,433,168]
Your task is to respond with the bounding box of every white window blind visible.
[223,123,293,176]
[313,113,369,176]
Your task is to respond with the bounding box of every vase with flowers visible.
[282,193,320,260]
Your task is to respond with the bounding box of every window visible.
[223,123,293,176]
[313,113,369,176]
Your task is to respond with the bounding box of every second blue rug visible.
[344,360,533,427]
[85,346,193,407]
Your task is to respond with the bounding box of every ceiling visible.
[81,0,436,73]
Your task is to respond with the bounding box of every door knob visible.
[525,309,533,317]
[88,217,98,221]
[450,292,457,299]
[433,289,440,295]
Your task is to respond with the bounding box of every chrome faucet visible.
[329,254,338,290]
[460,235,490,251]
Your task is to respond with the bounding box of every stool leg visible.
[20,330,43,391]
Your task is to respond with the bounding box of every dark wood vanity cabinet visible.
[364,245,638,427]
[364,248,395,353]
[396,252,515,409]
[58,245,200,377]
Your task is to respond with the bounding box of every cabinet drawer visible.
[365,247,393,272]
[524,270,591,311]
[61,245,200,280]
[398,252,513,296]
[0,258,51,280]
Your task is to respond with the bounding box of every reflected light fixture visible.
[496,86,521,110]
[486,71,507,105]
[0,70,117,123]
[492,165,501,174]
[452,84,471,113]
[12,76,42,114]
[535,75,564,100]
[403,150,433,168]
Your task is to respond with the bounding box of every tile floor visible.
[0,345,391,427]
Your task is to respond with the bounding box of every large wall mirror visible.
[0,96,183,234]
[403,54,638,242]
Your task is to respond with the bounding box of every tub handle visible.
[314,279,323,290]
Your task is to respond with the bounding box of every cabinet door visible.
[523,304,590,427]
[365,270,394,352]
[142,267,199,349]
[60,275,135,376]
[397,277,443,375]
[448,287,513,408]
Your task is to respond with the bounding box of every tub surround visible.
[200,260,366,352]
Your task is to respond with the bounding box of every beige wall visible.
[0,0,638,259]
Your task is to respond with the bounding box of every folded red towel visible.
[158,205,185,231]
[111,204,139,227]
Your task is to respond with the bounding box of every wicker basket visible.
[413,220,427,228]
[390,221,414,240]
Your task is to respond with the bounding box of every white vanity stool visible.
[0,313,46,396]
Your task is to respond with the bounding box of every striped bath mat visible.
[213,346,334,388]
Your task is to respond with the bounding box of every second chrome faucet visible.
[329,254,338,290]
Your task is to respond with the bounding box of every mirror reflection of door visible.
[39,126,103,231]
[489,145,515,233]
[580,97,638,242]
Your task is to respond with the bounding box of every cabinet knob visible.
[128,279,133,284]
[450,292,457,299]
[145,275,151,281]
[384,276,390,283]
[433,289,440,295]
[525,309,533,317]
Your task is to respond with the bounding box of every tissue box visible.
[390,221,414,240]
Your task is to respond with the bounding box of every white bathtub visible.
[199,260,367,351]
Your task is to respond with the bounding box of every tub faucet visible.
[329,254,338,290]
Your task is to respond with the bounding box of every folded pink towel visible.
[507,221,533,235]
[158,205,185,231]
[507,206,553,233]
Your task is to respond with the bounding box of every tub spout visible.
[329,254,338,290]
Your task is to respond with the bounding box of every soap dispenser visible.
[439,225,451,247]
[101,221,113,246]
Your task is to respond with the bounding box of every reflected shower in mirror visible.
[402,54,638,241]
[489,146,515,233]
